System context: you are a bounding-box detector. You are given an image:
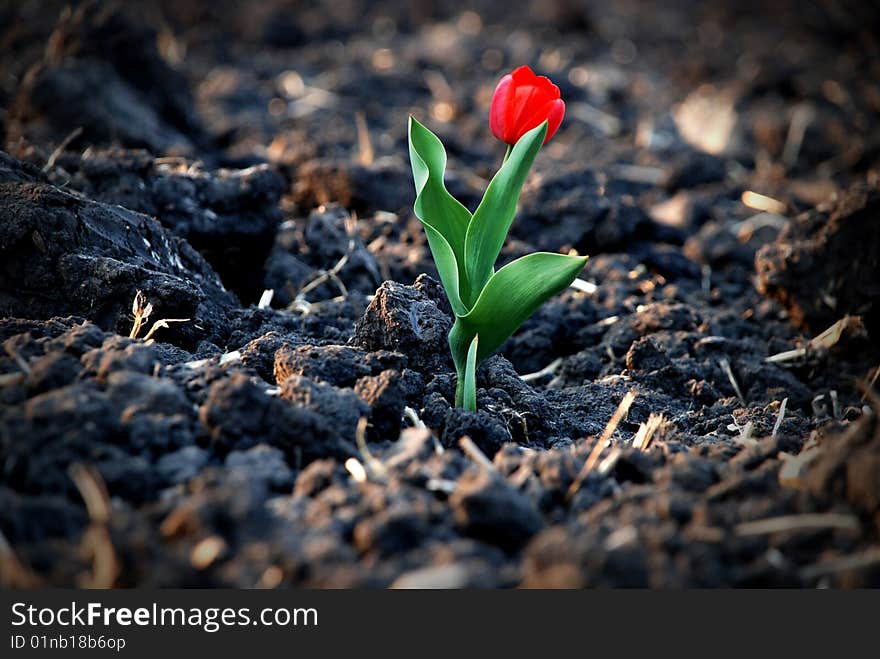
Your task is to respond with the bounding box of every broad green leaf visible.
[450,252,588,364]
[408,116,472,315]
[464,121,548,298]
[463,334,479,411]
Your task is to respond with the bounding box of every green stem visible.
[454,369,466,408]
[449,319,477,412]
[503,143,513,164]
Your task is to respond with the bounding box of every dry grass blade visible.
[258,288,274,309]
[355,416,387,481]
[142,318,190,342]
[799,547,880,581]
[772,397,788,437]
[569,278,597,294]
[736,420,756,446]
[292,251,352,312]
[567,389,637,500]
[43,126,83,172]
[632,412,665,451]
[69,464,119,588]
[719,358,746,405]
[69,462,110,524]
[129,290,152,339]
[778,445,822,488]
[521,357,562,382]
[355,111,374,166]
[78,526,120,588]
[735,513,860,537]
[766,315,863,363]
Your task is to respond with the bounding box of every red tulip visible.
[489,65,565,146]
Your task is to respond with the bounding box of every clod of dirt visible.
[0,152,236,347]
[450,468,544,551]
[265,204,382,306]
[516,166,653,253]
[199,372,355,461]
[6,1,204,154]
[804,404,880,515]
[56,148,284,301]
[352,276,453,375]
[756,176,880,338]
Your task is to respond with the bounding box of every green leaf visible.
[408,116,472,315]
[463,121,548,298]
[450,252,588,364]
[463,334,479,411]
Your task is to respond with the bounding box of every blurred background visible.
[3,0,878,174]
[2,0,879,313]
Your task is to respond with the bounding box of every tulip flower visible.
[408,67,586,411]
[490,65,565,148]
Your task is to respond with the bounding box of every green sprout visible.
[408,117,588,411]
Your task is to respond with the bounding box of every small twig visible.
[142,318,190,342]
[403,406,443,454]
[597,448,622,476]
[292,252,351,312]
[567,389,637,500]
[43,126,83,172]
[355,416,387,481]
[458,436,496,472]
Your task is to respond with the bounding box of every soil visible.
[1,0,880,588]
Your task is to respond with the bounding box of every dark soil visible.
[1,0,879,588]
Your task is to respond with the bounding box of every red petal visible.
[544,99,565,142]
[491,66,564,144]
[489,74,514,142]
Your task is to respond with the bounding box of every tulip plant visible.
[409,66,587,411]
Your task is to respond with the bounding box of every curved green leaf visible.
[451,252,588,363]
[408,116,472,315]
[464,121,548,298]
[463,334,479,411]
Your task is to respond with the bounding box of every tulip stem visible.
[503,144,513,164]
